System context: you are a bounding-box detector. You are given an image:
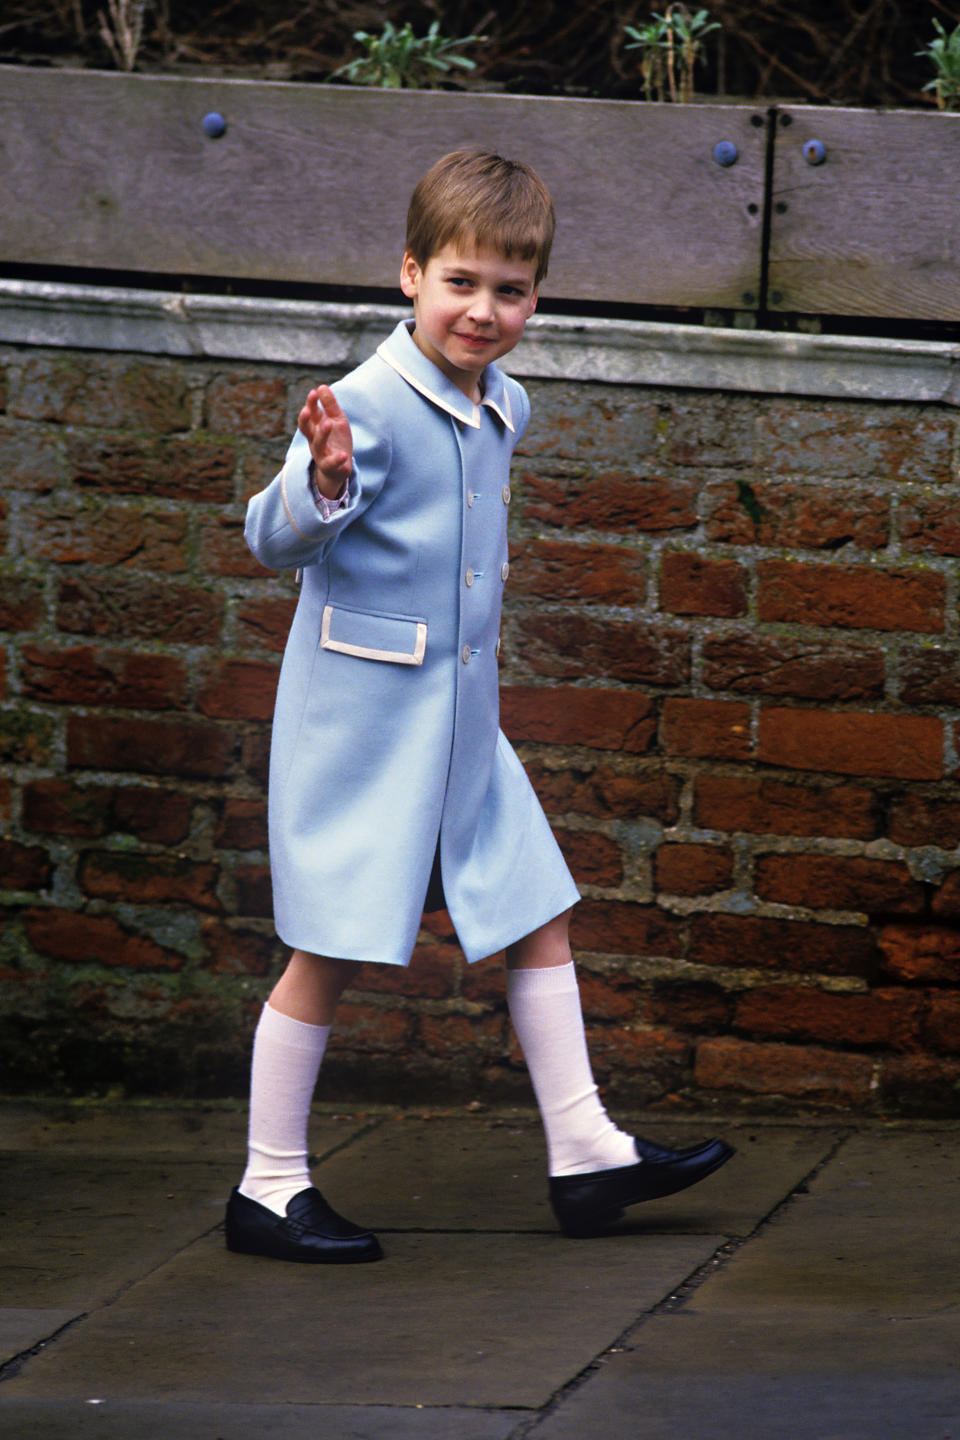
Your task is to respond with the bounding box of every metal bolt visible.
[713,140,738,167]
[202,112,227,139]
[803,139,827,166]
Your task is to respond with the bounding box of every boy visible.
[226,150,733,1263]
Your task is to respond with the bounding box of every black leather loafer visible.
[549,1136,735,1238]
[225,1186,383,1263]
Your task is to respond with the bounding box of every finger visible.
[314,384,345,420]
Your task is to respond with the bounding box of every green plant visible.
[624,5,720,104]
[918,19,960,111]
[330,19,485,90]
[97,0,148,71]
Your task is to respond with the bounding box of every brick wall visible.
[2,337,959,1113]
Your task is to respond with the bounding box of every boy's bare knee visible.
[505,908,572,970]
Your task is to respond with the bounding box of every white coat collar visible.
[376,320,515,432]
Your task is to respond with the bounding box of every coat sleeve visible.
[244,384,393,572]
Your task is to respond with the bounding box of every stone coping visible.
[2,278,959,405]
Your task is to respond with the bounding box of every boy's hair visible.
[406,149,555,285]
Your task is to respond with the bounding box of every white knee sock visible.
[506,962,639,1177]
[238,1002,330,1216]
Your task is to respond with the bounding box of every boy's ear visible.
[527,287,539,317]
[400,251,422,299]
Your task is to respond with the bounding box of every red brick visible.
[647,980,733,1034]
[755,402,953,483]
[241,732,270,788]
[69,435,237,502]
[878,924,960,984]
[693,774,877,841]
[418,1011,506,1059]
[501,686,656,753]
[0,576,45,631]
[899,494,960,557]
[68,714,235,779]
[555,829,623,886]
[201,921,276,977]
[79,851,221,912]
[0,839,53,890]
[196,660,279,721]
[879,1053,960,1114]
[0,709,58,766]
[932,871,960,919]
[688,912,875,978]
[887,793,960,849]
[513,614,689,686]
[25,907,182,970]
[757,708,942,781]
[898,647,960,707]
[57,575,224,645]
[734,984,922,1049]
[0,777,10,825]
[524,760,680,823]
[233,864,273,918]
[576,968,637,1021]
[695,1035,875,1105]
[520,469,698,534]
[660,552,747,617]
[662,697,751,760]
[508,538,646,606]
[0,423,69,493]
[351,949,456,1000]
[236,596,298,653]
[206,375,288,437]
[34,503,188,572]
[520,387,660,465]
[216,798,268,851]
[587,1025,690,1094]
[755,853,926,917]
[11,356,191,432]
[110,786,193,844]
[702,634,885,701]
[923,992,960,1052]
[571,900,682,957]
[664,394,755,467]
[21,645,188,710]
[703,480,889,549]
[655,843,733,896]
[758,560,945,633]
[201,514,273,579]
[331,1001,414,1051]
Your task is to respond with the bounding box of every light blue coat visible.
[245,320,579,966]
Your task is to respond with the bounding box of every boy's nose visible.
[467,291,495,323]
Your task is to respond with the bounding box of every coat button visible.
[500,561,510,581]
[495,636,502,658]
[502,485,511,504]
[465,568,475,587]
[467,490,475,507]
[461,644,472,664]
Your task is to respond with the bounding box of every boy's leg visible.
[227,950,382,1263]
[239,951,358,1212]
[505,912,734,1236]
[505,911,638,1176]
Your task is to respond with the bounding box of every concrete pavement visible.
[1,1100,958,1438]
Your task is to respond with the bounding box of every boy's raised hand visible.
[298,385,353,497]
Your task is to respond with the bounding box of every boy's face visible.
[400,241,539,401]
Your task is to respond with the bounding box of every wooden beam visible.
[0,67,766,309]
[768,106,960,321]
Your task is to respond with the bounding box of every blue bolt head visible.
[202,112,227,139]
[713,140,739,168]
[803,139,826,166]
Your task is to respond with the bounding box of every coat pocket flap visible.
[321,604,427,666]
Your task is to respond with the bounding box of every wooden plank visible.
[0,67,765,308]
[768,106,960,320]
